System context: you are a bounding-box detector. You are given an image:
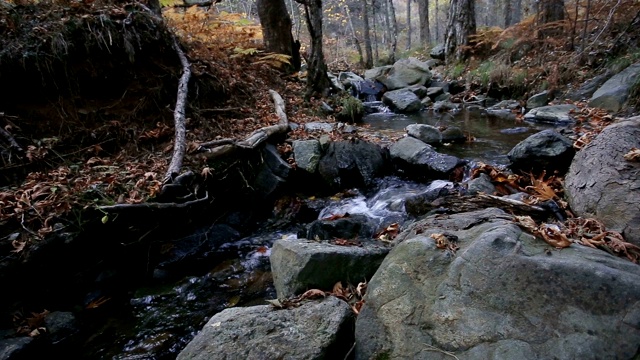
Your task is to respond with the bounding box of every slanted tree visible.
[417,0,431,47]
[296,0,331,100]
[256,0,301,72]
[444,0,476,63]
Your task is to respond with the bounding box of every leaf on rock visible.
[624,148,640,162]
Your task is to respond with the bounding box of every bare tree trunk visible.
[363,0,374,68]
[373,0,379,63]
[297,0,331,100]
[581,0,591,50]
[512,0,521,23]
[346,5,365,68]
[444,0,476,63]
[418,0,431,48]
[388,0,398,62]
[504,0,513,27]
[257,0,301,71]
[537,0,565,38]
[406,0,412,50]
[435,0,439,42]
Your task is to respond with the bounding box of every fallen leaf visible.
[624,148,640,162]
[299,289,327,300]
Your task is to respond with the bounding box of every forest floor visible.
[0,0,639,259]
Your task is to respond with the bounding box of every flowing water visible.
[88,108,562,359]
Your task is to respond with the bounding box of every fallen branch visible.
[99,191,209,213]
[200,89,289,159]
[134,3,191,182]
[430,194,547,217]
[164,34,191,181]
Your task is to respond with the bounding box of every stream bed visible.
[82,109,561,359]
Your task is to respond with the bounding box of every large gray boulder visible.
[270,238,389,299]
[382,89,423,113]
[523,104,577,124]
[568,70,613,101]
[406,124,442,144]
[565,117,640,246]
[507,129,575,173]
[178,297,354,360]
[355,208,640,360]
[368,58,433,90]
[589,63,640,112]
[526,90,550,109]
[317,140,387,190]
[390,136,463,179]
[430,44,445,60]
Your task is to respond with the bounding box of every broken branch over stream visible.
[198,89,289,159]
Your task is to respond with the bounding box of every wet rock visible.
[404,180,457,217]
[425,59,443,69]
[338,71,364,88]
[488,99,521,110]
[261,144,291,179]
[565,117,640,246]
[406,124,442,144]
[382,89,422,113]
[0,337,33,360]
[304,122,335,133]
[434,92,451,102]
[177,297,354,360]
[567,70,612,101]
[589,63,640,112]
[526,90,549,109]
[406,84,428,99]
[350,79,385,102]
[426,86,444,99]
[441,126,466,143]
[500,127,529,134]
[44,311,78,345]
[355,208,640,360]
[270,237,389,298]
[293,140,321,174]
[390,137,464,179]
[523,104,577,123]
[466,173,496,195]
[305,214,378,241]
[253,163,286,199]
[507,129,575,174]
[430,43,445,60]
[317,140,387,190]
[486,108,517,120]
[433,101,461,112]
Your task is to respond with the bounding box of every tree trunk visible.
[346,5,365,68]
[504,0,512,27]
[435,0,439,42]
[363,0,374,68]
[406,0,412,50]
[444,0,476,63]
[298,0,331,100]
[537,0,565,38]
[512,0,521,23]
[257,0,301,72]
[418,0,431,48]
[372,0,379,63]
[386,0,398,63]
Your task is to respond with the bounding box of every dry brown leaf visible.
[624,148,640,162]
[430,233,449,249]
[299,289,327,300]
[539,224,572,248]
